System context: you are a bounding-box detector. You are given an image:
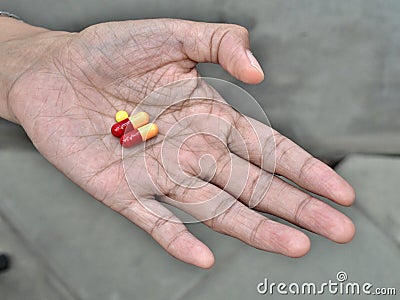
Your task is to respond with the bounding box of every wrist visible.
[0,18,72,123]
[0,17,46,42]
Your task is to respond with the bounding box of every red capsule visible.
[120,129,142,148]
[111,112,150,137]
[120,123,158,148]
[111,118,133,137]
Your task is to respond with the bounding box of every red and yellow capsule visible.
[111,112,150,137]
[120,123,158,148]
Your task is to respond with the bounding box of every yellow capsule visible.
[138,123,158,141]
[115,110,129,122]
[130,112,150,129]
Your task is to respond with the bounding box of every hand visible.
[5,18,355,268]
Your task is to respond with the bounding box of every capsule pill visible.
[111,112,150,137]
[115,110,129,122]
[120,123,158,148]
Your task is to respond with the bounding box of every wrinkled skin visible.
[7,19,355,268]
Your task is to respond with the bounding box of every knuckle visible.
[166,229,188,251]
[208,199,237,232]
[275,136,295,163]
[294,195,313,224]
[150,216,170,236]
[249,219,267,246]
[298,156,318,180]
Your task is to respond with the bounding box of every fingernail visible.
[246,49,264,76]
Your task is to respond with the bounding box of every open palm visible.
[9,19,355,268]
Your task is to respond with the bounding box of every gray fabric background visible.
[0,1,399,299]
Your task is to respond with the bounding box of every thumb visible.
[174,20,264,84]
